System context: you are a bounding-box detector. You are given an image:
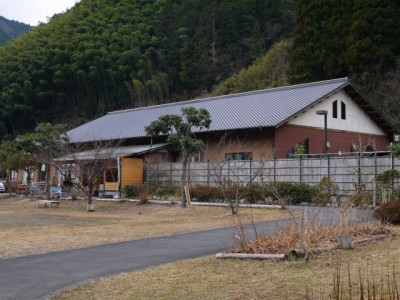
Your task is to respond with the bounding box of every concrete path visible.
[0,206,352,300]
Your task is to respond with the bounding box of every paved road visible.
[0,206,360,300]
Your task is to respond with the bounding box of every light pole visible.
[316,110,328,155]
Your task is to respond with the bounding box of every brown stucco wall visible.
[199,128,275,161]
[143,124,390,162]
[144,151,175,163]
[275,124,390,159]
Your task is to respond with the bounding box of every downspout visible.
[117,157,121,199]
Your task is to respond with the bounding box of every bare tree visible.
[339,135,377,204]
[208,136,272,214]
[54,139,123,211]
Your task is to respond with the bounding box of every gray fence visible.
[145,154,400,196]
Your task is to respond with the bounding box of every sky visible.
[0,0,81,26]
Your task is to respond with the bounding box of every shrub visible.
[348,190,372,206]
[292,183,317,204]
[376,169,400,185]
[263,182,295,203]
[122,185,141,199]
[264,182,316,204]
[314,177,338,204]
[221,181,244,201]
[374,200,400,224]
[190,185,222,202]
[153,185,179,198]
[244,183,265,203]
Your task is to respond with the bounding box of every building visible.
[68,77,395,158]
[60,78,397,195]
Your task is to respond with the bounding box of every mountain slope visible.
[215,40,291,95]
[0,0,295,139]
[0,16,31,45]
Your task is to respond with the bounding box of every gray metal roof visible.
[67,78,374,143]
[57,144,168,161]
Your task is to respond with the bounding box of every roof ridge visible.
[107,77,349,115]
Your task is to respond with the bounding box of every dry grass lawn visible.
[53,232,400,300]
[0,195,288,259]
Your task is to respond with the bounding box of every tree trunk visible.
[26,167,32,195]
[230,201,238,215]
[181,155,187,208]
[88,183,93,205]
[45,163,51,200]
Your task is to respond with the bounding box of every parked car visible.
[0,180,6,193]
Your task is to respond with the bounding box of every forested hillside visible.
[0,0,294,139]
[0,16,30,45]
[288,0,400,125]
[217,0,400,127]
[215,40,291,94]
[0,0,399,140]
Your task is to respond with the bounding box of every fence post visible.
[391,151,394,171]
[299,155,302,183]
[273,158,276,183]
[207,160,210,186]
[357,153,361,185]
[249,159,252,183]
[170,163,173,184]
[373,153,377,207]
[327,155,331,182]
[391,152,395,189]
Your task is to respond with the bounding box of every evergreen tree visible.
[287,0,352,83]
[343,0,400,91]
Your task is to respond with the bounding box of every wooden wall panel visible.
[121,157,143,187]
[105,182,118,190]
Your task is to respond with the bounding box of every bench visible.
[30,186,40,196]
[50,187,67,197]
[37,200,60,208]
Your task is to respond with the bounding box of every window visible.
[341,101,346,119]
[332,100,338,118]
[286,138,309,158]
[225,152,252,161]
[286,147,295,158]
[11,170,18,181]
[105,168,118,182]
[365,145,374,152]
[59,163,78,186]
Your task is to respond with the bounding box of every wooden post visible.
[184,185,191,206]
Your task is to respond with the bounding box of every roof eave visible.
[343,83,397,137]
[275,78,351,128]
[274,79,397,138]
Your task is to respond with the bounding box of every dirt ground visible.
[0,195,288,259]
